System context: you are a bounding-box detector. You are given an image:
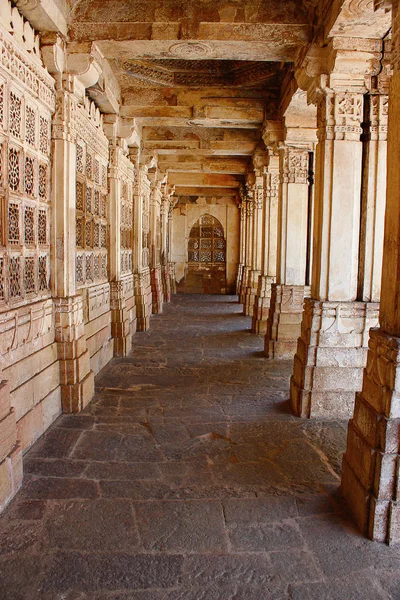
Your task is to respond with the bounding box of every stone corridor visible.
[1,295,400,599]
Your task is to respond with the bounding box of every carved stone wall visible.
[133,166,153,331]
[0,1,57,511]
[75,99,112,374]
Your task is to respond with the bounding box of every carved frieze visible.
[282,148,309,184]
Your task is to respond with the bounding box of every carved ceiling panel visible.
[120,59,283,89]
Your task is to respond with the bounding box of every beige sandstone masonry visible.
[290,40,384,418]
[252,150,279,334]
[341,0,400,545]
[132,158,153,331]
[239,192,253,306]
[0,3,61,477]
[243,172,264,316]
[149,169,164,314]
[235,200,246,297]
[104,115,137,357]
[160,187,173,303]
[265,93,317,358]
[243,147,268,317]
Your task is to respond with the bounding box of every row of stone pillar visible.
[236,32,397,541]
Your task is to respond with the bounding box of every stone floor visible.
[1,295,400,600]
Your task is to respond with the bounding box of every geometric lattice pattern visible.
[188,214,226,264]
[0,79,52,305]
[75,123,108,288]
[120,179,133,274]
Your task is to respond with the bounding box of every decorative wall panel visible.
[0,20,54,311]
[75,100,109,290]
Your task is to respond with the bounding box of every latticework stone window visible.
[0,76,53,305]
[120,178,133,275]
[25,105,36,147]
[75,110,109,289]
[9,91,21,139]
[188,214,226,264]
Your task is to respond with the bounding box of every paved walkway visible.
[1,295,400,599]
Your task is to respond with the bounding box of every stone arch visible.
[179,214,227,294]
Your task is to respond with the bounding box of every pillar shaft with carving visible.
[244,175,264,316]
[290,42,382,418]
[240,196,253,305]
[132,158,153,331]
[235,200,247,297]
[168,206,177,295]
[252,152,279,333]
[149,172,164,314]
[52,79,94,412]
[161,190,171,303]
[265,144,311,358]
[105,116,137,357]
[341,10,399,544]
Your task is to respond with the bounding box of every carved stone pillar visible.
[341,8,400,544]
[168,206,177,295]
[149,171,164,314]
[105,116,137,357]
[252,152,279,334]
[52,80,94,412]
[358,87,389,303]
[161,191,171,303]
[244,173,264,316]
[290,42,382,418]
[240,194,253,307]
[265,145,311,358]
[132,155,153,331]
[235,201,246,296]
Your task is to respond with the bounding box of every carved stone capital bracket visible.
[369,92,389,140]
[261,120,285,149]
[316,89,364,141]
[281,146,309,185]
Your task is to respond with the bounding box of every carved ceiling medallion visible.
[169,42,214,59]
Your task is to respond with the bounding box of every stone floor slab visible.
[0,295,400,598]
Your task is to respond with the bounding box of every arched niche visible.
[182,214,227,294]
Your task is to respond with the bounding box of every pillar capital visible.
[280,146,309,185]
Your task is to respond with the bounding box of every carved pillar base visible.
[236,263,244,298]
[252,275,275,334]
[169,263,177,295]
[341,329,400,544]
[290,298,379,419]
[110,281,134,358]
[134,271,152,332]
[239,266,250,305]
[0,379,22,513]
[265,284,309,359]
[54,297,94,413]
[162,264,171,303]
[243,270,260,316]
[151,266,164,314]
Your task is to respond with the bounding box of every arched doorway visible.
[181,214,227,294]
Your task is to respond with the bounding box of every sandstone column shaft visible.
[341,12,400,544]
[265,146,310,358]
[252,153,279,333]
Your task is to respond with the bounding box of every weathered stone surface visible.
[1,296,400,598]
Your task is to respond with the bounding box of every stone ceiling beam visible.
[15,0,68,36]
[157,157,248,175]
[172,187,239,197]
[167,172,242,188]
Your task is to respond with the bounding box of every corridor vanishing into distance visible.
[1,295,400,599]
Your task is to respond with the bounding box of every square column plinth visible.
[266,284,310,359]
[341,329,400,544]
[290,298,379,418]
[252,275,275,334]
